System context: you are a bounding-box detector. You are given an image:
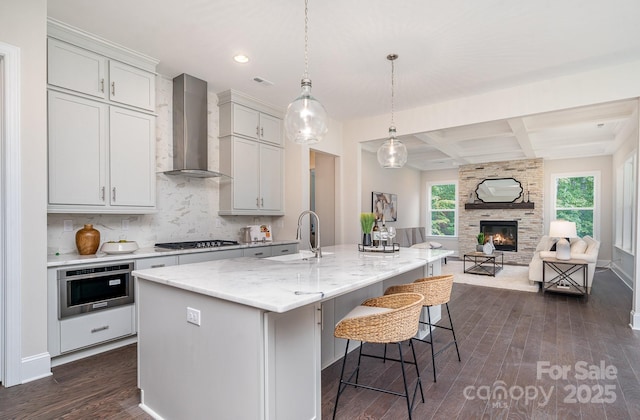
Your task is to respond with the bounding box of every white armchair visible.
[528,235,600,293]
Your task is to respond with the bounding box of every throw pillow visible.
[570,238,588,254]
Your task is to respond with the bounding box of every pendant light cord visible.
[304,0,309,79]
[391,57,395,126]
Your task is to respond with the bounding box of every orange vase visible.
[76,224,100,255]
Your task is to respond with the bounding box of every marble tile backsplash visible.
[47,75,278,255]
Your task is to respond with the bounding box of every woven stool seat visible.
[332,292,425,419]
[384,274,461,382]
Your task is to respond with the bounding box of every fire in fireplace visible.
[480,220,518,252]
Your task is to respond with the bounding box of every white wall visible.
[0,0,48,372]
[361,150,421,228]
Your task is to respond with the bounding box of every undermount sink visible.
[266,250,333,262]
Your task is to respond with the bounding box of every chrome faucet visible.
[296,210,322,258]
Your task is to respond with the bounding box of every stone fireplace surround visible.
[459,158,544,265]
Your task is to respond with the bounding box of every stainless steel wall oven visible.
[58,261,134,319]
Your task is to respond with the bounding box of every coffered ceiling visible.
[47,1,640,170]
[361,99,639,170]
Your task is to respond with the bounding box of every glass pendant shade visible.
[377,126,408,168]
[285,78,328,145]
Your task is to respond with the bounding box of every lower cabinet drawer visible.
[60,305,135,353]
[270,244,297,256]
[243,247,273,258]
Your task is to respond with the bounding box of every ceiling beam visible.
[507,118,537,158]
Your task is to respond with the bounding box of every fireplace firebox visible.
[480,220,518,252]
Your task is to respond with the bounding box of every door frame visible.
[0,41,23,387]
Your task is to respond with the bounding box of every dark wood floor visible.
[2,268,639,419]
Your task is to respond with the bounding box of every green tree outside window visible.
[555,176,595,237]
[430,184,456,236]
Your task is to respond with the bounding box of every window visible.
[427,182,457,236]
[552,172,599,238]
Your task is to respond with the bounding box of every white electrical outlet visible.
[63,220,73,232]
[215,218,222,228]
[122,219,130,230]
[187,307,201,326]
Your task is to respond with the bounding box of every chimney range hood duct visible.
[164,73,229,178]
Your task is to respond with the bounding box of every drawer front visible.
[60,305,134,353]
[270,244,297,256]
[135,255,178,270]
[244,247,272,258]
[178,249,243,264]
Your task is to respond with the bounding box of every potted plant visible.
[476,232,485,252]
[360,213,376,246]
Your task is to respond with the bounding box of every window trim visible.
[615,154,635,254]
[426,180,458,237]
[550,171,600,239]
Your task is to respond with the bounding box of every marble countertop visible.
[47,240,299,267]
[133,244,453,313]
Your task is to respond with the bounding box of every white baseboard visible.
[21,352,52,384]
[630,310,640,330]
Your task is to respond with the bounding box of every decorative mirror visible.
[475,178,523,203]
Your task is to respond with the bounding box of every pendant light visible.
[377,54,408,168]
[284,0,328,145]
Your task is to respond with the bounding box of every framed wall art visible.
[372,192,397,222]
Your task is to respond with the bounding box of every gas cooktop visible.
[154,240,240,250]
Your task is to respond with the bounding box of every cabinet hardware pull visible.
[101,186,105,201]
[150,264,165,268]
[261,127,264,137]
[100,78,104,92]
[112,187,116,202]
[281,249,289,253]
[255,252,263,256]
[91,325,109,333]
[317,307,323,330]
[256,126,260,137]
[261,197,264,207]
[111,81,115,96]
[256,197,260,207]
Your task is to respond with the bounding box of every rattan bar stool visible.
[384,274,461,382]
[332,292,425,420]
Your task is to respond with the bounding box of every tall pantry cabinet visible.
[46,19,158,213]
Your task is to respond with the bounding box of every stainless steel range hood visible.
[164,73,229,178]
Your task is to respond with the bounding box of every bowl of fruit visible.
[100,240,139,254]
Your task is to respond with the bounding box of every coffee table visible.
[463,251,504,276]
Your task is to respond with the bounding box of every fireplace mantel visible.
[465,202,534,210]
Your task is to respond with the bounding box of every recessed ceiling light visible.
[233,54,249,64]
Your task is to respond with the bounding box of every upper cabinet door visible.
[109,107,156,207]
[233,104,260,139]
[48,91,108,206]
[259,113,282,146]
[109,61,156,111]
[48,38,107,99]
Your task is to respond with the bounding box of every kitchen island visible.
[133,244,451,420]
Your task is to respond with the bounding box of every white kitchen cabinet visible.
[219,137,283,215]
[227,103,282,146]
[109,107,155,207]
[47,91,156,213]
[108,60,155,111]
[135,255,178,270]
[48,37,155,112]
[178,249,243,265]
[47,20,158,214]
[243,246,272,258]
[48,38,107,100]
[48,91,107,207]
[269,243,298,256]
[59,305,135,353]
[218,90,285,216]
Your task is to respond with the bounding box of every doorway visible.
[310,150,336,247]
